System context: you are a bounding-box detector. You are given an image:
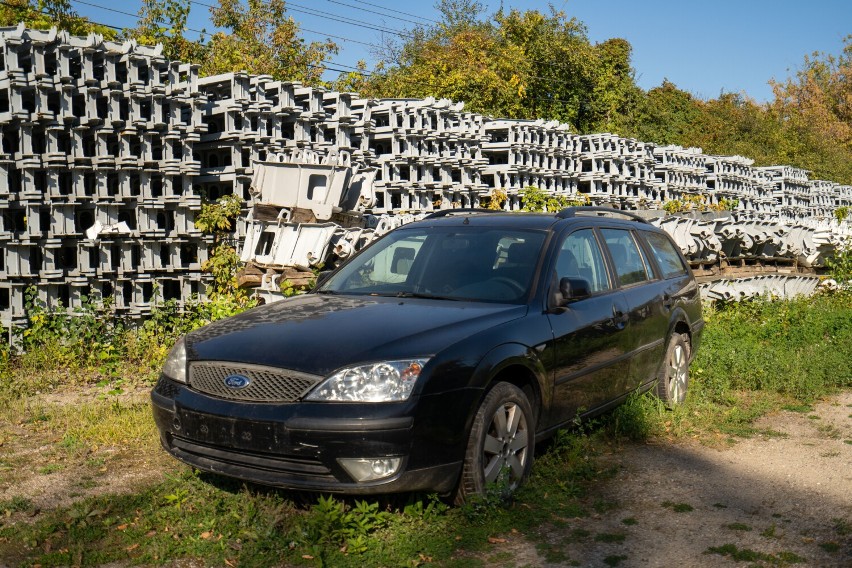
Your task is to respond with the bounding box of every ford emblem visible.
[224,374,251,389]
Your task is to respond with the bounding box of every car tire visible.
[454,382,534,504]
[657,332,690,406]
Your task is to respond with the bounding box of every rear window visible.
[644,231,688,279]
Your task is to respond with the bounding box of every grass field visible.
[1,291,851,566]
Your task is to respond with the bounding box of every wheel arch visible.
[469,342,550,430]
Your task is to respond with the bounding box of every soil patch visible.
[486,391,852,566]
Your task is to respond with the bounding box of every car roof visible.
[406,208,663,233]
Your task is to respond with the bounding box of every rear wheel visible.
[454,382,534,504]
[657,332,690,406]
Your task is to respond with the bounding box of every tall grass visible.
[693,291,852,402]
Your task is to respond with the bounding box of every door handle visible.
[611,305,628,328]
[662,293,673,310]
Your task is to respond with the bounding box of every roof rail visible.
[423,208,497,219]
[555,206,649,224]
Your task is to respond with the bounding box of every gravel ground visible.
[484,391,852,567]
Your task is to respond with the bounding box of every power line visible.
[0,0,124,31]
[350,0,439,25]
[189,0,412,39]
[323,0,427,27]
[70,0,372,75]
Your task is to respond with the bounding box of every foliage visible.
[834,206,849,223]
[302,496,392,554]
[195,193,254,307]
[122,0,206,63]
[200,0,336,85]
[194,193,243,234]
[359,3,637,132]
[825,239,852,285]
[768,35,852,184]
[616,80,701,145]
[0,0,117,38]
[692,292,852,405]
[481,188,508,210]
[17,287,126,374]
[521,186,588,212]
[662,194,737,214]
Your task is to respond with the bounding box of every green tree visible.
[201,0,337,85]
[360,3,640,132]
[123,0,207,63]
[617,80,701,145]
[768,36,852,184]
[0,0,117,38]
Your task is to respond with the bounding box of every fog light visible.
[338,457,402,482]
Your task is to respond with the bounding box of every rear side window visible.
[644,231,688,279]
[600,228,651,287]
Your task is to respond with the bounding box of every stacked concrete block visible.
[653,213,849,269]
[576,133,657,208]
[701,275,824,302]
[4,26,852,322]
[758,165,812,222]
[652,145,706,204]
[0,25,209,326]
[480,119,580,210]
[810,180,838,220]
[833,184,852,210]
[353,97,491,213]
[703,155,773,214]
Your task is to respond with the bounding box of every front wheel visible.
[454,382,534,504]
[657,332,691,406]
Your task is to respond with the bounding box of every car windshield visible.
[318,226,547,303]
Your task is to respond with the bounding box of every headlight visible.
[162,336,188,383]
[305,359,429,402]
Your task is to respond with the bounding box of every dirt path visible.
[491,391,852,567]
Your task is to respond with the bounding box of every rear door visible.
[599,227,664,395]
[633,229,699,379]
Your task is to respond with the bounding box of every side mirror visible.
[559,277,591,304]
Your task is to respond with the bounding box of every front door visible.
[545,228,631,427]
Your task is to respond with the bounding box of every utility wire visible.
[349,0,439,25]
[323,0,427,27]
[0,0,124,30]
[71,0,371,75]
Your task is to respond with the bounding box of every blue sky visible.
[71,0,851,103]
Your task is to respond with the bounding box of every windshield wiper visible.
[394,291,460,301]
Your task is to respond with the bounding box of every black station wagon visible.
[151,207,704,501]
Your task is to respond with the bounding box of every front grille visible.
[189,361,321,402]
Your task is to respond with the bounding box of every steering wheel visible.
[489,276,525,296]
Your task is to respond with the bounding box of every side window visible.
[600,228,651,287]
[644,231,688,279]
[556,229,610,294]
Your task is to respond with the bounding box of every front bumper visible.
[151,375,474,494]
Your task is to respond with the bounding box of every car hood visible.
[186,294,528,376]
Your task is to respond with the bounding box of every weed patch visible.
[705,543,806,564]
[662,501,693,513]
